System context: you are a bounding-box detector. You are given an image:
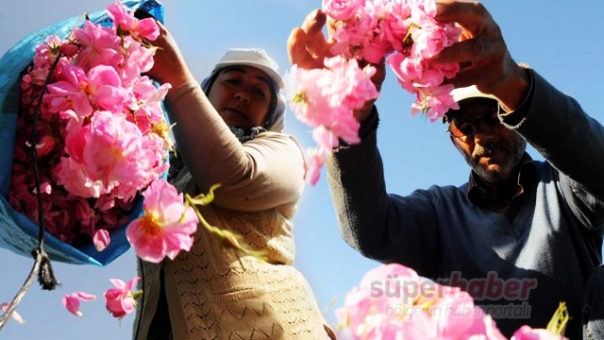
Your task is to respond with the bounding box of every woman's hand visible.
[146,21,196,90]
[287,9,334,69]
[286,9,386,123]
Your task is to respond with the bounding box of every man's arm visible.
[503,70,604,230]
[326,110,443,276]
[431,1,604,229]
[286,1,531,273]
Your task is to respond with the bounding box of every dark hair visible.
[201,68,279,129]
[442,108,457,124]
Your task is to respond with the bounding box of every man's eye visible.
[486,108,500,123]
[457,120,473,133]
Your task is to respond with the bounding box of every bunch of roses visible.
[285,0,462,185]
[3,0,206,324]
[9,1,175,247]
[336,263,567,340]
[284,56,379,185]
[7,0,201,270]
[324,0,461,120]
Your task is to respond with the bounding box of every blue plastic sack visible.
[0,0,165,266]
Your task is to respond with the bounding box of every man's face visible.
[448,98,527,183]
[207,66,272,128]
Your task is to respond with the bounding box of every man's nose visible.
[472,120,496,142]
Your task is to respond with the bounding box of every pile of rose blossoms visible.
[285,0,461,185]
[336,263,568,340]
[6,1,199,320]
[284,56,379,185]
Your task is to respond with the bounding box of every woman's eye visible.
[253,88,267,100]
[223,77,240,86]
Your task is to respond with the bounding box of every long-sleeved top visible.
[133,82,334,340]
[582,264,604,339]
[326,69,604,339]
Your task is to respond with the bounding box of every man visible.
[288,1,604,338]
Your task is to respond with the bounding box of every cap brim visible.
[451,85,498,103]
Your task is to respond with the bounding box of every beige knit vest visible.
[132,169,335,339]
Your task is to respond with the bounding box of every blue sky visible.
[0,0,603,339]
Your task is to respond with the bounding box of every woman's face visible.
[207,66,272,128]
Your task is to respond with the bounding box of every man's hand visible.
[286,9,386,123]
[431,0,530,111]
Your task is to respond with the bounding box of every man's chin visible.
[473,163,509,183]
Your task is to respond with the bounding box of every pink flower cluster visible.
[8,1,172,247]
[323,0,461,121]
[286,0,462,185]
[284,56,379,185]
[336,263,567,340]
[61,276,141,320]
[5,0,204,328]
[58,180,198,320]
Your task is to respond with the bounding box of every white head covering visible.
[213,48,284,88]
[202,48,285,132]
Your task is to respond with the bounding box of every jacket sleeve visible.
[165,81,306,211]
[501,70,604,231]
[326,112,441,277]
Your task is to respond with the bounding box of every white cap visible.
[213,48,284,88]
[451,85,498,103]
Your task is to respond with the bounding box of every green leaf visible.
[546,302,569,336]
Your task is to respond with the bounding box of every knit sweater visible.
[132,82,334,340]
[326,70,604,339]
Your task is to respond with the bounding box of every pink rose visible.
[104,277,140,319]
[322,0,364,21]
[511,325,566,340]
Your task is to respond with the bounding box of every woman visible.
[132,22,335,340]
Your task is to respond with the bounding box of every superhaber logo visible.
[370,271,538,301]
[371,271,538,319]
[446,271,538,301]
